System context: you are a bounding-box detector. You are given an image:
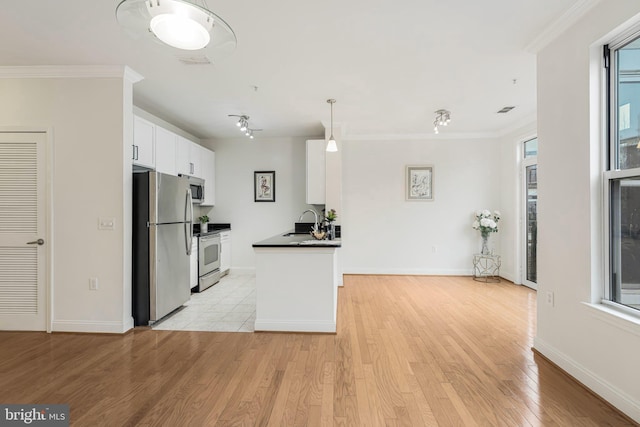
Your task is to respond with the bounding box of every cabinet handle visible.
[190,162,194,174]
[132,144,136,160]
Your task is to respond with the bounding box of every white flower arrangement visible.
[472,209,500,236]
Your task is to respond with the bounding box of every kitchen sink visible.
[282,232,310,237]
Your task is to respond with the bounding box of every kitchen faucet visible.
[299,209,319,231]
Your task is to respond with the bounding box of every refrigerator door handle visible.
[185,188,194,255]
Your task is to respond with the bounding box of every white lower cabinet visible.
[190,237,199,289]
[220,230,231,275]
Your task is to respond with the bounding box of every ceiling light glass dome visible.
[116,0,236,56]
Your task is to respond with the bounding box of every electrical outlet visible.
[90,278,98,290]
[432,246,438,253]
[98,217,115,231]
[546,291,554,307]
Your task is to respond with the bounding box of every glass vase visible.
[481,233,490,255]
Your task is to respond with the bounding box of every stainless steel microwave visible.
[180,175,204,204]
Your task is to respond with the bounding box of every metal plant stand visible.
[473,253,501,283]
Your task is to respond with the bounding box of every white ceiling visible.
[0,0,584,140]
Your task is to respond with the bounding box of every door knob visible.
[27,239,45,246]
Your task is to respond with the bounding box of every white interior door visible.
[0,132,47,331]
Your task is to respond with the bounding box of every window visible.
[522,138,538,288]
[605,34,640,312]
[524,137,538,158]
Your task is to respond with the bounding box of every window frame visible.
[603,28,640,311]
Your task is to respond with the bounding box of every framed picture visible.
[254,171,275,202]
[406,165,434,201]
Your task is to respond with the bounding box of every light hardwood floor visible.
[0,275,635,426]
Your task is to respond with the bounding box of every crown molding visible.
[344,131,497,142]
[494,113,537,138]
[0,65,144,81]
[525,0,603,53]
[124,66,144,83]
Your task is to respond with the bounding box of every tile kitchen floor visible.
[153,273,256,332]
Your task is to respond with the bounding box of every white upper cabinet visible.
[133,116,155,169]
[176,136,203,177]
[189,141,202,178]
[306,139,326,205]
[176,135,192,176]
[133,113,214,192]
[201,148,215,206]
[155,126,177,176]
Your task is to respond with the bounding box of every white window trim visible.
[582,302,640,337]
[602,27,640,317]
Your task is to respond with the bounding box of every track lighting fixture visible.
[433,109,451,134]
[228,115,261,139]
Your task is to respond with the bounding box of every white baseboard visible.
[52,319,131,334]
[255,319,336,333]
[533,336,640,423]
[500,270,519,284]
[343,268,473,276]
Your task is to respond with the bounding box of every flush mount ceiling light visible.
[433,109,451,134]
[228,115,261,139]
[116,0,236,54]
[326,99,337,152]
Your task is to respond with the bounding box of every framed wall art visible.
[406,165,434,201]
[254,171,275,202]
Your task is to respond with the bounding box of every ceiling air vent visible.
[497,106,515,113]
[176,55,212,65]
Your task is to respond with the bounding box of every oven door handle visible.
[185,188,193,256]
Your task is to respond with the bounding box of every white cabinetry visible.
[220,230,231,275]
[176,136,191,176]
[133,113,215,189]
[155,126,177,175]
[190,237,199,289]
[306,139,326,204]
[177,136,201,177]
[200,149,215,206]
[133,116,155,169]
[190,142,202,178]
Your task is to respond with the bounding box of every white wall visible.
[202,137,312,271]
[536,1,640,421]
[0,70,135,333]
[341,137,501,275]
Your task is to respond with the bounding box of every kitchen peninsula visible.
[252,232,341,333]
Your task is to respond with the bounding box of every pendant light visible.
[326,99,338,152]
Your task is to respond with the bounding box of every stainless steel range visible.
[197,232,221,292]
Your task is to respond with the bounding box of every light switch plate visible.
[98,217,116,231]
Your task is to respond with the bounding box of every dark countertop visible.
[193,223,231,237]
[253,230,341,248]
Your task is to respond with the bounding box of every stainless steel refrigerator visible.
[133,171,193,326]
